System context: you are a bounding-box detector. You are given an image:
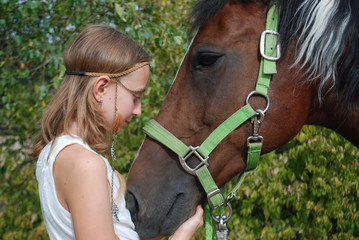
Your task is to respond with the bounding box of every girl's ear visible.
[93,75,111,102]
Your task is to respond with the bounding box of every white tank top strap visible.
[47,135,88,168]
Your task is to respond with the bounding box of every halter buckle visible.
[179,146,209,175]
[207,189,222,209]
[260,30,281,61]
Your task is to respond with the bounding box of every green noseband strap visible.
[143,120,189,159]
[143,104,256,160]
[143,103,258,208]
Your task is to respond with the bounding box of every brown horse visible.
[126,0,359,238]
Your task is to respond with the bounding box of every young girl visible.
[32,25,203,240]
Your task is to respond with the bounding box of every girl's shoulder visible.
[55,143,107,178]
[53,142,109,211]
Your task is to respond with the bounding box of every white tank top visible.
[36,135,139,240]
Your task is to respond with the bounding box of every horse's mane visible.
[190,0,359,106]
[277,0,359,106]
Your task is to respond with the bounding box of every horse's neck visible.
[307,91,359,147]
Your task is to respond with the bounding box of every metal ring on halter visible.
[210,201,232,223]
[245,91,270,113]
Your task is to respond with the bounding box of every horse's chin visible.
[159,193,188,235]
[126,187,199,238]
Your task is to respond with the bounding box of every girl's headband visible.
[65,62,149,78]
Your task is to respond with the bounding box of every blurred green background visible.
[0,0,358,239]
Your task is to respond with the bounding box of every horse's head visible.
[126,0,359,238]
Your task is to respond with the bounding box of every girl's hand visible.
[169,205,204,240]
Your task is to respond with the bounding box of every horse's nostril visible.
[125,191,139,224]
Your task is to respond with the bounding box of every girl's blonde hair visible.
[32,25,150,194]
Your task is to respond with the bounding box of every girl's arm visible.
[54,144,117,240]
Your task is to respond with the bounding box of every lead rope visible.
[205,203,215,240]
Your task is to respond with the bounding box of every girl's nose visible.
[133,101,142,117]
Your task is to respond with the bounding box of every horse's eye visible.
[194,53,222,70]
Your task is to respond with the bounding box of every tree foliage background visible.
[0,0,358,239]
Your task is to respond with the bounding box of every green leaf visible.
[115,3,126,22]
[174,36,182,45]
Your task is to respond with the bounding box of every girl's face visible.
[101,65,150,133]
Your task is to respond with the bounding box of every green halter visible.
[143,2,279,239]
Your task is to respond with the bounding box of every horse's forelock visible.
[190,0,270,31]
[190,0,228,31]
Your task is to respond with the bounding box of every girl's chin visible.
[115,122,127,134]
